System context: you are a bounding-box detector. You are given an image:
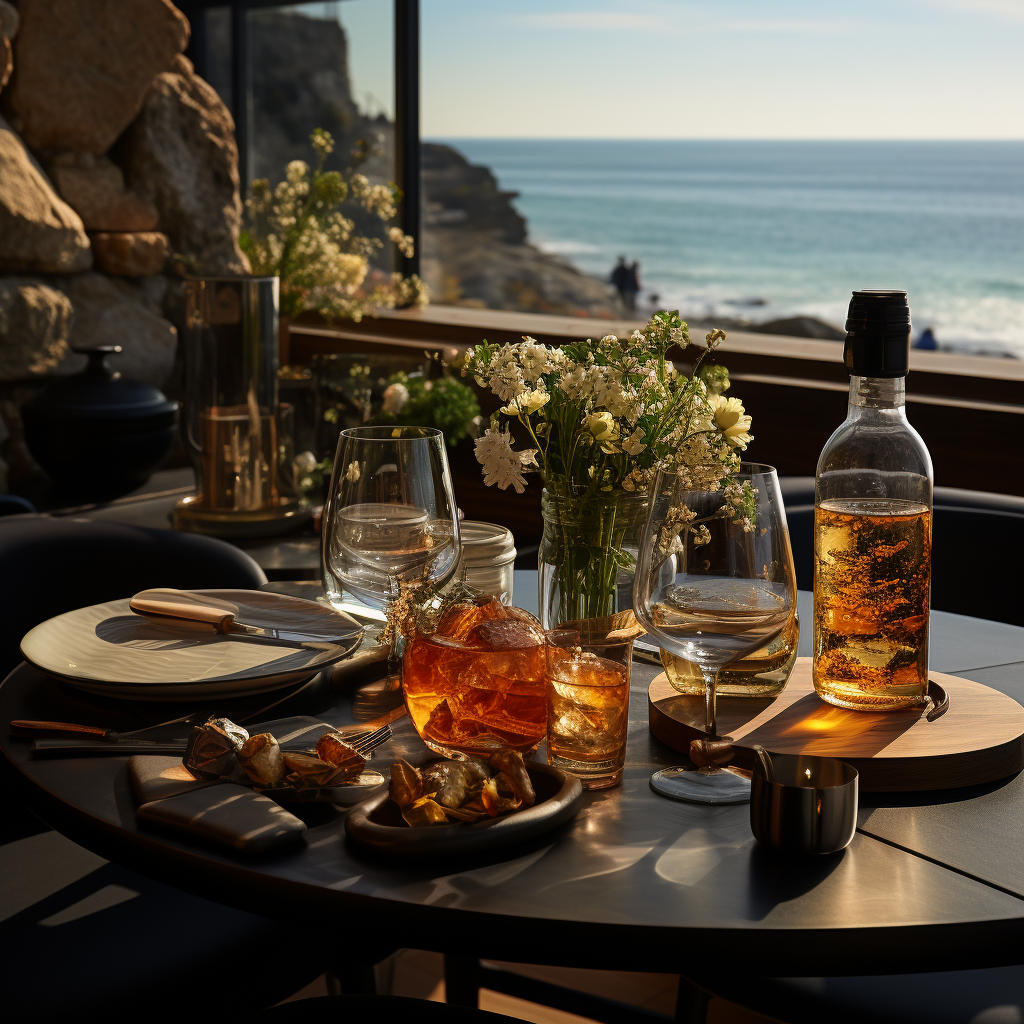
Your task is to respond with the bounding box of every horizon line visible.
[426,135,1024,143]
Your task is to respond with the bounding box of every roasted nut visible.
[389,759,423,809]
[282,752,349,788]
[402,797,450,828]
[316,731,367,777]
[236,733,286,787]
[183,717,249,779]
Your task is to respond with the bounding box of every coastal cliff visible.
[228,9,623,318]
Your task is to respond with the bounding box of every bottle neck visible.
[848,376,907,418]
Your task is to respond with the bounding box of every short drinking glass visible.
[546,627,633,789]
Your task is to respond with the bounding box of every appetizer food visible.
[183,717,249,779]
[236,733,287,787]
[389,750,536,827]
[316,732,366,775]
[184,718,369,793]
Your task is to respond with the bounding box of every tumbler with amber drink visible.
[403,596,549,756]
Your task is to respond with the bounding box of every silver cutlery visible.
[129,588,363,646]
[30,721,393,758]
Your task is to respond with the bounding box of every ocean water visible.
[437,139,1024,358]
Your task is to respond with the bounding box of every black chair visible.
[0,494,36,516]
[781,481,1024,626]
[260,994,523,1023]
[0,517,269,676]
[685,967,1024,1024]
[0,518,330,1020]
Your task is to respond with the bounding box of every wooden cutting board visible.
[648,657,1024,791]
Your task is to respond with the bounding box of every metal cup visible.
[750,751,858,855]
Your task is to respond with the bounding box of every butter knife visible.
[129,588,363,644]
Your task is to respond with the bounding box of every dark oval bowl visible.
[22,410,178,493]
[345,761,584,857]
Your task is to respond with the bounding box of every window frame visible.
[176,0,420,275]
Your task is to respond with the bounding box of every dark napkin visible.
[128,755,219,803]
[136,784,307,855]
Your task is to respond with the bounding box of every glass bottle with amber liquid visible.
[814,290,933,711]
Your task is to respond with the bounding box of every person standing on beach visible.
[622,262,641,312]
[610,257,630,303]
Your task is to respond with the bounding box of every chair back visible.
[782,485,1023,626]
[0,517,267,678]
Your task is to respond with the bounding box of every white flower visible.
[381,382,409,415]
[489,365,527,402]
[709,395,753,448]
[293,450,317,474]
[520,343,551,382]
[344,461,361,483]
[474,429,528,493]
[500,388,550,416]
[621,429,647,456]
[584,411,620,443]
[519,448,539,467]
[558,366,590,401]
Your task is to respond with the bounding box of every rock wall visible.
[0,0,251,490]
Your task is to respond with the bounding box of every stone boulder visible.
[0,276,73,380]
[54,273,177,388]
[48,153,159,231]
[751,316,846,341]
[5,0,189,154]
[0,115,91,273]
[120,55,249,275]
[0,36,11,95]
[0,0,16,96]
[0,2,18,40]
[90,231,168,277]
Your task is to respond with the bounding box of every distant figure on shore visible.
[914,327,938,350]
[610,256,630,305]
[624,262,640,312]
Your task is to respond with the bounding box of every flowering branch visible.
[463,311,753,498]
[240,128,427,324]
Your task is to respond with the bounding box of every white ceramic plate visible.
[21,590,363,701]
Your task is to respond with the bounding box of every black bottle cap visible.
[843,290,911,378]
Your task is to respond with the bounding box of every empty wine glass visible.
[633,463,797,804]
[321,427,462,613]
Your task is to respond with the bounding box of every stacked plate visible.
[20,590,364,701]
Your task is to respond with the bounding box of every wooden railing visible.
[289,305,1024,545]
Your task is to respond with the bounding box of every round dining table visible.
[4,574,1024,978]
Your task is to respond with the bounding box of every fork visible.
[345,722,392,757]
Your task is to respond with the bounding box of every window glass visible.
[421,0,1024,359]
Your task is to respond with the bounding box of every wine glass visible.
[321,426,462,614]
[633,463,797,804]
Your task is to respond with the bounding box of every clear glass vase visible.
[538,489,649,629]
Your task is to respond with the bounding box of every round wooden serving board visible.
[648,657,1024,791]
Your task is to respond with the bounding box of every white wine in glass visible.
[633,463,797,804]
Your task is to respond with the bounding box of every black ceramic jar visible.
[21,345,179,501]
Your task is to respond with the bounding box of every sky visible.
[415,0,1024,139]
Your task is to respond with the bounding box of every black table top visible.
[3,582,1024,976]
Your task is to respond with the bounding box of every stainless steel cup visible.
[750,751,858,855]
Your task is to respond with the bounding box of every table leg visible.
[444,954,481,1007]
[334,958,378,995]
[674,978,708,1024]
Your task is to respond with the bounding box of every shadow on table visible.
[742,842,848,921]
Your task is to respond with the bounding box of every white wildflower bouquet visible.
[241,129,426,324]
[462,310,754,624]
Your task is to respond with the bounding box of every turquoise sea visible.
[437,139,1024,358]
